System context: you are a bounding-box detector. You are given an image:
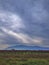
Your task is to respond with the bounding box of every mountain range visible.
[6,45,49,50]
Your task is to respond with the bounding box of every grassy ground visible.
[0,50,49,65]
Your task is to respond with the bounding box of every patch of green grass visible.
[0,58,49,65]
[0,51,49,65]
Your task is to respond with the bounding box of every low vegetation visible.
[0,50,49,65]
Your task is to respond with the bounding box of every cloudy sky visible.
[0,0,49,50]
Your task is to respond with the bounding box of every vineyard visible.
[0,50,49,65]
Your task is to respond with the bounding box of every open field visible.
[0,50,49,65]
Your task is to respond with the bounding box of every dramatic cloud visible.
[0,11,25,31]
[1,27,43,44]
[0,0,49,49]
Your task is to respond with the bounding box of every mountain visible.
[6,45,49,50]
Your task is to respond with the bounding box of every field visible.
[0,50,49,65]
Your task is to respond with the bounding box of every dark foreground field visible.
[0,50,49,65]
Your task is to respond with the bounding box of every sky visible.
[0,0,49,50]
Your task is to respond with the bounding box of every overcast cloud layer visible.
[0,0,49,50]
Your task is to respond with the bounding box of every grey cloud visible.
[0,0,49,48]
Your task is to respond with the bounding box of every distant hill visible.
[6,45,49,50]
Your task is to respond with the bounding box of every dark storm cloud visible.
[0,0,49,49]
